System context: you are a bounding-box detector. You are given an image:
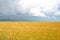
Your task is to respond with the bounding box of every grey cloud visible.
[0,0,16,16]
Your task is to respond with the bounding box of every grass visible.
[0,22,60,40]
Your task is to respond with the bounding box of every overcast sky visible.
[0,0,60,21]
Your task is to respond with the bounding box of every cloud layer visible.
[0,0,60,18]
[16,0,60,17]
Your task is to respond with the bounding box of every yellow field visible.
[0,22,60,40]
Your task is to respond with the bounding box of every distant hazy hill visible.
[0,15,60,22]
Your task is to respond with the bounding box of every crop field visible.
[0,22,60,40]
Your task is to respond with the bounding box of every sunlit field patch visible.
[0,22,60,40]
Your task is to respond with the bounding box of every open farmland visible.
[0,22,60,40]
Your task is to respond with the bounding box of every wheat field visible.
[0,22,60,40]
